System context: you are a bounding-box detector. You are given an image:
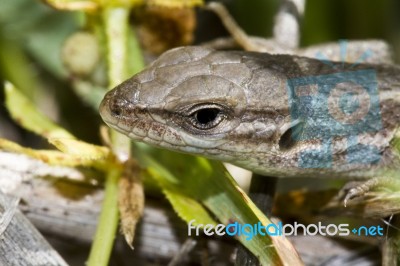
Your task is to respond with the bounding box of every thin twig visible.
[168,238,197,266]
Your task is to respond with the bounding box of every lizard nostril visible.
[110,98,125,117]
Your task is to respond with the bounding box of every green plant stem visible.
[87,168,121,266]
[104,7,132,160]
[87,7,132,266]
[104,7,129,87]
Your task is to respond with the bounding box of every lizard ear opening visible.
[279,121,304,150]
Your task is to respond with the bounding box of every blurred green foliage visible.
[0,0,80,83]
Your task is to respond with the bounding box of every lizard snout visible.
[99,89,126,127]
[99,78,142,123]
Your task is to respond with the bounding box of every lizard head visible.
[100,46,295,175]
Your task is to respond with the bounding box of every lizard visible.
[99,46,400,186]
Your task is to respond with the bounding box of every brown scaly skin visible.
[100,46,400,179]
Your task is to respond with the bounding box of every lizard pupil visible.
[195,108,220,125]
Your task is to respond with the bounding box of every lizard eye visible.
[187,104,225,130]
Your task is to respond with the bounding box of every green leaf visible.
[146,0,203,8]
[135,146,302,265]
[0,138,100,167]
[143,154,217,226]
[49,138,110,160]
[390,127,400,155]
[4,82,111,167]
[43,0,98,11]
[163,189,217,226]
[4,82,75,140]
